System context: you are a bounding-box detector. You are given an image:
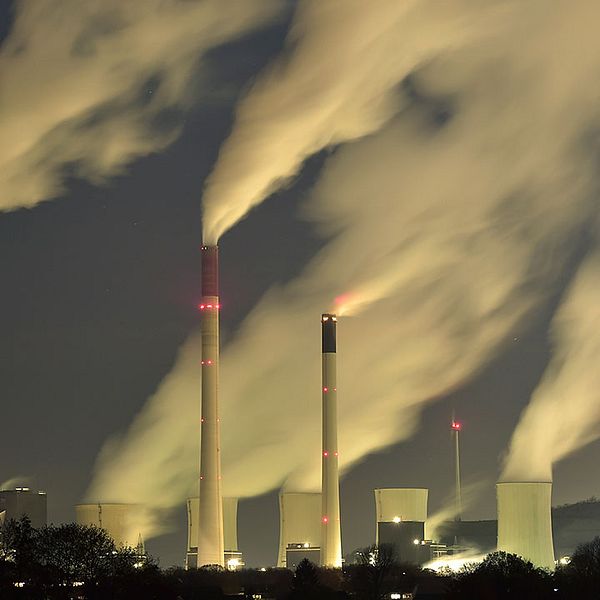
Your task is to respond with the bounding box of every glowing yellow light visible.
[392,516,401,524]
[227,558,241,571]
[413,539,420,545]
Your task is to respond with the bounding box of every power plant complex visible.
[65,241,570,572]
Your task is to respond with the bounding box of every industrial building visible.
[373,488,443,565]
[0,487,47,528]
[278,492,321,568]
[75,502,141,549]
[186,497,243,570]
[496,481,555,570]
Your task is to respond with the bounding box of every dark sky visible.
[1,1,600,569]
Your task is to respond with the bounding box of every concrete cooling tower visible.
[75,503,140,548]
[497,482,555,570]
[186,497,242,569]
[278,492,321,568]
[374,488,429,563]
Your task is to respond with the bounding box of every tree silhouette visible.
[556,536,600,599]
[346,544,398,600]
[448,551,553,599]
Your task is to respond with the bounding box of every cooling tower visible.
[278,492,321,567]
[374,488,428,563]
[374,488,428,527]
[75,503,138,548]
[320,313,342,567]
[497,482,555,570]
[186,497,241,569]
[198,245,224,567]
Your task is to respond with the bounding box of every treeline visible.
[2,517,600,599]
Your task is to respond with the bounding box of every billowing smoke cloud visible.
[0,0,280,210]
[502,253,600,482]
[90,0,600,539]
[201,0,508,244]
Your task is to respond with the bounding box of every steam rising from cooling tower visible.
[0,0,281,212]
[503,253,600,482]
[89,0,600,538]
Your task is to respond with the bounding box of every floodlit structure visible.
[198,244,224,567]
[0,488,47,528]
[75,503,139,548]
[278,492,321,567]
[496,482,555,570]
[375,488,429,563]
[320,313,342,568]
[451,415,462,521]
[186,497,243,569]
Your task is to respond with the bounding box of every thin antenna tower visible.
[451,411,462,522]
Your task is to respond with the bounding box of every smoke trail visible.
[0,477,31,490]
[0,0,280,211]
[90,0,600,538]
[502,253,600,482]
[425,482,483,543]
[201,0,508,244]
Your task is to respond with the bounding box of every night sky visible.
[2,0,600,568]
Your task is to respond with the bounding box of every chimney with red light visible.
[451,412,462,522]
[320,314,342,567]
[197,246,224,566]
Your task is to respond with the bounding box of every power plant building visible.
[0,488,47,528]
[75,503,140,548]
[186,497,243,570]
[496,481,555,570]
[374,488,430,564]
[278,492,321,567]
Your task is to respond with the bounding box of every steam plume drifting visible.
[502,253,600,482]
[0,0,280,211]
[91,0,600,538]
[201,0,505,244]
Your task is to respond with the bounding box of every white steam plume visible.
[502,253,600,482]
[90,0,600,539]
[201,0,508,244]
[0,0,280,210]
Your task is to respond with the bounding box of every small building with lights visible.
[0,487,47,528]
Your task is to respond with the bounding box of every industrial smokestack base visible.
[197,245,224,567]
[496,482,555,570]
[320,313,342,568]
[187,497,242,570]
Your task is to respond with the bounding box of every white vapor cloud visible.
[201,0,506,243]
[0,0,280,210]
[503,253,600,482]
[90,0,600,540]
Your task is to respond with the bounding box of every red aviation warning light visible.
[451,421,461,431]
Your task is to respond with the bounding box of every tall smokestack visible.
[451,413,462,522]
[197,245,224,566]
[320,313,342,568]
[496,482,555,570]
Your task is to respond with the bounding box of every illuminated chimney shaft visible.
[198,245,224,566]
[320,313,342,567]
